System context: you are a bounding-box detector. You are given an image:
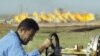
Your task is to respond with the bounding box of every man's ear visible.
[18,27,26,33]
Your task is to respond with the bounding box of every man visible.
[0,18,51,56]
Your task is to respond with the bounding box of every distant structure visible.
[13,9,95,24]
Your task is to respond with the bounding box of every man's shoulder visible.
[8,30,21,44]
[0,30,21,45]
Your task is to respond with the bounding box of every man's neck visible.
[15,31,23,44]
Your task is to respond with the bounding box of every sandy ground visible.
[11,20,100,27]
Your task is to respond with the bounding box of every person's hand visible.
[38,38,51,54]
[42,38,51,48]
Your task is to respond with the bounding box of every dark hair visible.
[17,18,39,31]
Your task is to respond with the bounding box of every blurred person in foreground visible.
[0,18,51,56]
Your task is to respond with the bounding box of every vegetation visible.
[0,24,100,54]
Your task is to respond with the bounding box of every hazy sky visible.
[0,0,100,14]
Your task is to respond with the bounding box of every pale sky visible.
[0,0,100,14]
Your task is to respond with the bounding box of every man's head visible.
[16,18,39,45]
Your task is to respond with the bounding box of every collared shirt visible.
[0,30,40,56]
